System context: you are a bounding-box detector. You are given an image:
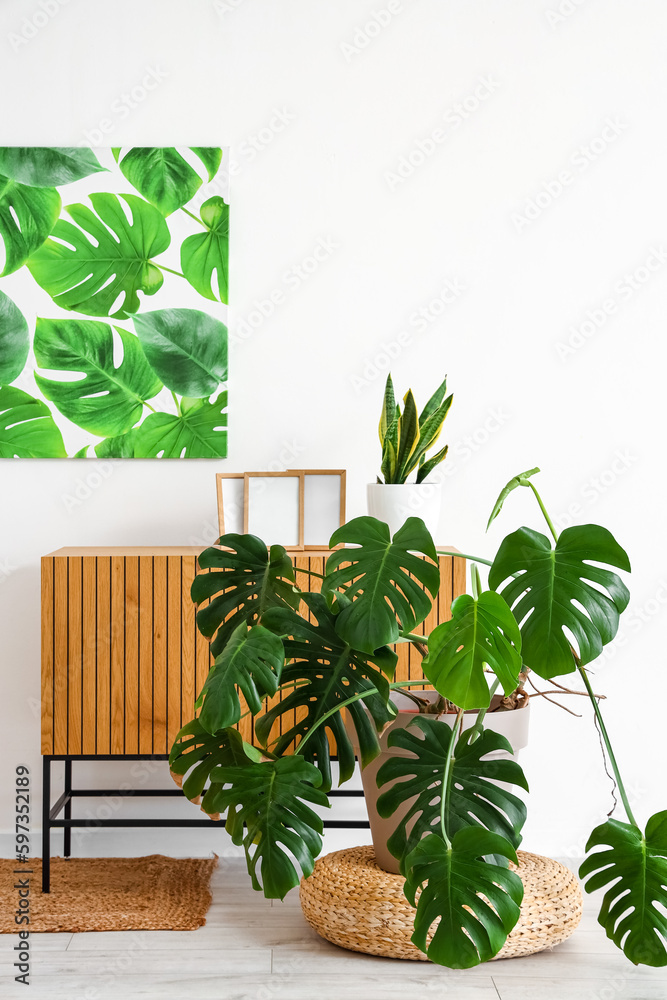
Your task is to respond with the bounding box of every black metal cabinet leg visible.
[63,759,72,858]
[41,757,51,894]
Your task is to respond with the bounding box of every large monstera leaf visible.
[171,722,329,900]
[259,593,397,790]
[27,192,170,319]
[169,717,258,802]
[181,196,229,303]
[323,516,440,653]
[0,147,105,187]
[196,623,284,734]
[116,146,221,215]
[489,525,631,678]
[422,591,522,709]
[191,535,299,657]
[377,719,528,870]
[404,828,523,968]
[33,318,163,437]
[0,290,29,384]
[207,750,329,900]
[580,812,667,967]
[133,308,227,397]
[134,393,228,458]
[0,174,60,276]
[0,386,66,458]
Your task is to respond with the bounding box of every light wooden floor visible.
[4,858,667,999]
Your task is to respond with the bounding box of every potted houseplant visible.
[367,373,453,537]
[170,468,667,970]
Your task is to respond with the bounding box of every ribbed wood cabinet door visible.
[41,549,464,756]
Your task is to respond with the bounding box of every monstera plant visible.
[170,469,667,970]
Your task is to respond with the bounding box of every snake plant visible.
[378,373,453,484]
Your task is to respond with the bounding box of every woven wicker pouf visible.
[300,846,582,962]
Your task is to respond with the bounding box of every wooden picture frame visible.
[303,469,347,550]
[216,472,245,537]
[243,471,305,551]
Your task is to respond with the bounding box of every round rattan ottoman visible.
[299,846,582,961]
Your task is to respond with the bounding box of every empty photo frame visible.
[216,473,245,536]
[216,469,347,551]
[303,470,346,549]
[244,472,304,550]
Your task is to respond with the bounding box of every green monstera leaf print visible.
[133,308,227,397]
[0,147,105,187]
[115,147,222,215]
[134,392,228,458]
[181,196,229,303]
[0,387,66,458]
[0,174,61,276]
[33,317,163,437]
[27,192,170,320]
[0,290,29,384]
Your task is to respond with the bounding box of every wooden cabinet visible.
[41,546,465,756]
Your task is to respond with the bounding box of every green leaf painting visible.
[0,145,229,459]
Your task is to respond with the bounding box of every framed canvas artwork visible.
[0,146,229,458]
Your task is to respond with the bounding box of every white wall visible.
[1,0,665,864]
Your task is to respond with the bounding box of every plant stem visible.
[295,689,380,755]
[439,708,464,847]
[576,660,637,826]
[181,206,205,226]
[471,677,501,735]
[471,564,482,599]
[527,481,559,544]
[171,391,181,414]
[292,567,325,579]
[157,264,187,279]
[438,550,493,567]
[143,401,157,413]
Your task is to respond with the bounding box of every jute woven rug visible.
[0,855,217,932]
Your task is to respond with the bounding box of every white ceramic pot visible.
[367,483,443,540]
[347,691,531,874]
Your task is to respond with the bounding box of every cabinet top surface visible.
[44,545,459,558]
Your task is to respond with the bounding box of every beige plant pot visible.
[349,689,531,874]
